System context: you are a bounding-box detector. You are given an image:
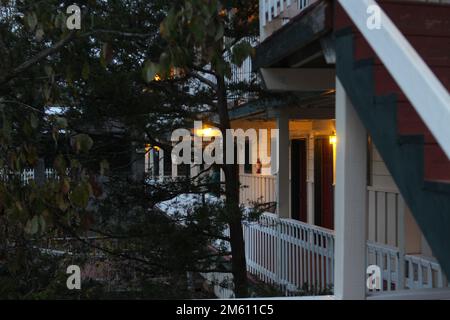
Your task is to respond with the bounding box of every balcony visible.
[260,0,318,40]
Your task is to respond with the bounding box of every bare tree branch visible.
[0,30,77,85]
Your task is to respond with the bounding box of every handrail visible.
[256,211,335,236]
[338,0,450,159]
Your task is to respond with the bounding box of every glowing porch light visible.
[195,127,222,138]
[145,144,161,152]
[329,135,337,145]
[330,133,337,185]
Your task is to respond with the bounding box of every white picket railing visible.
[366,241,402,292]
[243,212,335,295]
[366,241,448,293]
[405,254,445,290]
[242,212,445,296]
[239,174,276,206]
[260,0,316,27]
[0,169,59,185]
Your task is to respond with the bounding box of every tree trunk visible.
[216,75,248,297]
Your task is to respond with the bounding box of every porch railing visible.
[244,212,446,296]
[260,0,316,28]
[366,240,446,292]
[405,254,444,289]
[243,212,335,295]
[239,174,276,206]
[366,240,402,292]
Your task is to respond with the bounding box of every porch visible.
[238,170,448,296]
[240,207,447,296]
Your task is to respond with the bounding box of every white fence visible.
[260,0,316,27]
[367,241,402,292]
[0,168,57,185]
[366,240,446,292]
[405,255,445,290]
[240,174,276,206]
[243,213,446,296]
[243,212,334,295]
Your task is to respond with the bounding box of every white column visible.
[307,134,315,225]
[334,78,367,300]
[159,149,165,180]
[148,149,155,177]
[275,110,290,219]
[171,142,178,178]
[172,158,178,179]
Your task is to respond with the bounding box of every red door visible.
[314,138,334,230]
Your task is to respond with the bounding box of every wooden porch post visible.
[334,78,367,300]
[171,143,178,179]
[149,148,155,177]
[159,148,165,180]
[276,110,290,219]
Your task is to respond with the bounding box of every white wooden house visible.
[148,0,450,299]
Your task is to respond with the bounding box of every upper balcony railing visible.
[260,0,317,39]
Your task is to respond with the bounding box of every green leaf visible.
[215,23,225,41]
[53,154,67,174]
[143,61,159,83]
[54,12,66,31]
[38,215,46,233]
[70,183,90,208]
[35,27,45,41]
[29,113,39,129]
[231,41,255,67]
[25,215,39,235]
[82,62,90,80]
[56,194,69,212]
[44,65,54,78]
[100,159,109,176]
[101,43,114,67]
[55,116,68,129]
[26,12,38,30]
[73,134,93,153]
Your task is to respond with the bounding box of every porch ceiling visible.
[228,91,335,121]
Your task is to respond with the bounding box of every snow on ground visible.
[156,193,223,219]
[156,193,231,251]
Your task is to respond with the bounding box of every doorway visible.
[291,139,307,222]
[314,137,334,229]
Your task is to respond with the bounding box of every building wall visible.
[231,118,335,226]
[261,0,319,40]
[368,142,433,256]
[232,117,435,257]
[260,0,450,40]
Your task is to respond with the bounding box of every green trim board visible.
[335,29,450,279]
